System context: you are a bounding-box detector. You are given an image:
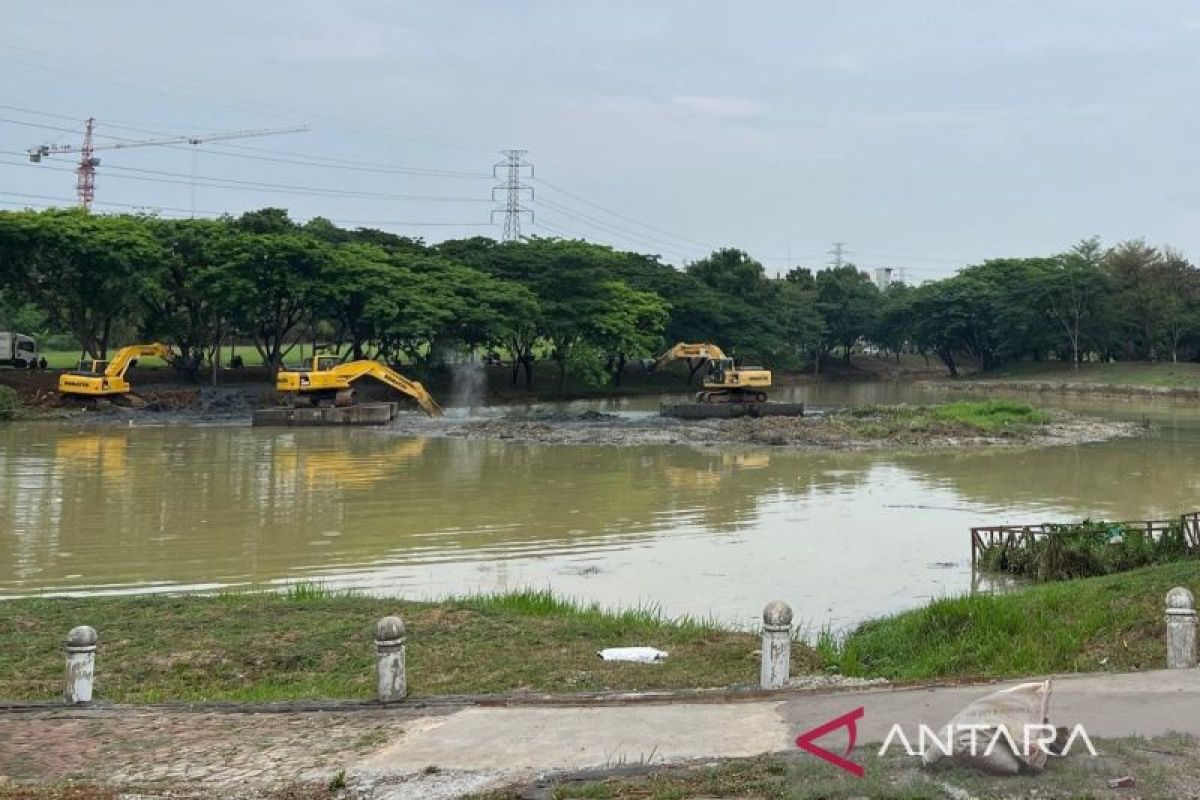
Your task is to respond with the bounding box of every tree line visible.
[0,207,1196,388]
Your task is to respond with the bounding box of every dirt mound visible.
[383,407,1140,451]
[139,389,201,411]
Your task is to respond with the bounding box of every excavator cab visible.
[708,357,734,385]
[76,358,106,375]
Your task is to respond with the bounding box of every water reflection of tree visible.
[0,428,876,592]
[893,432,1200,521]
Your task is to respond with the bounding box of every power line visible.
[0,188,217,215]
[536,211,697,265]
[325,218,492,228]
[531,176,715,251]
[535,198,703,261]
[531,218,584,239]
[851,250,969,264]
[0,157,489,203]
[0,115,84,135]
[0,104,493,179]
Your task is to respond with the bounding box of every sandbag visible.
[922,680,1054,775]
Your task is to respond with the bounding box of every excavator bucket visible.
[405,383,443,417]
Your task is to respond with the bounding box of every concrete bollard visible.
[1166,587,1197,669]
[760,601,793,690]
[64,625,98,704]
[375,615,408,702]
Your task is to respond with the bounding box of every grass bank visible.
[970,360,1200,389]
[0,588,820,703]
[825,560,1200,680]
[833,399,1049,437]
[4,560,1193,703]
[783,399,1062,449]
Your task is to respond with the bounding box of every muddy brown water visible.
[2,382,1198,628]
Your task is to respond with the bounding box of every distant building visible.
[874,267,894,291]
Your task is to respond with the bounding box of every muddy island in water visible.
[386,400,1142,451]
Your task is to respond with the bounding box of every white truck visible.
[0,332,38,368]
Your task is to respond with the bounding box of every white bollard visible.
[1166,587,1197,669]
[760,601,793,690]
[64,625,98,704]
[375,615,408,702]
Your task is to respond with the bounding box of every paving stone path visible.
[0,707,419,793]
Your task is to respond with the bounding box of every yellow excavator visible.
[653,342,772,403]
[58,342,178,399]
[275,355,443,417]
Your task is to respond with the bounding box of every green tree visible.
[776,270,825,369]
[1037,239,1110,369]
[908,279,970,376]
[1103,240,1168,361]
[209,230,330,372]
[142,218,231,379]
[815,265,879,364]
[873,282,915,364]
[1155,249,1200,363]
[589,281,669,386]
[310,242,401,360]
[0,209,164,359]
[686,248,773,305]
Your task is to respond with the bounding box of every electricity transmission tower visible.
[28,118,309,210]
[491,149,533,241]
[828,241,848,268]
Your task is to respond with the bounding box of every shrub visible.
[979,518,1196,582]
[0,385,16,420]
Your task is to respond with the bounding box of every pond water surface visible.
[2,383,1197,628]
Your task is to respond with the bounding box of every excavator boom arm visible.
[331,360,443,417]
[104,343,176,378]
[653,342,727,371]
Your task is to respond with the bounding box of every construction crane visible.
[27,117,309,210]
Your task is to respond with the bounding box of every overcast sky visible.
[2,1,1198,278]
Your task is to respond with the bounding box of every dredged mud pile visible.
[384,407,1141,451]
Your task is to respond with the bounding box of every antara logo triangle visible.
[794,706,866,778]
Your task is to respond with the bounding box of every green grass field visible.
[826,400,1052,441]
[0,587,819,703]
[980,360,1200,388]
[38,345,294,371]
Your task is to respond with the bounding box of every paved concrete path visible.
[364,669,1200,775]
[4,670,1199,798]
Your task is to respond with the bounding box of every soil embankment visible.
[0,356,939,413]
[0,362,1141,451]
[385,407,1139,451]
